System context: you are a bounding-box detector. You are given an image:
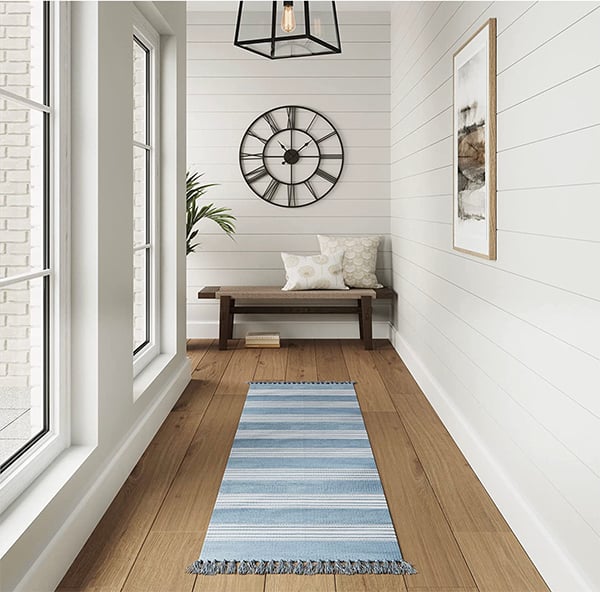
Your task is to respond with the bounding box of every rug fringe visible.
[248,381,356,385]
[187,559,416,576]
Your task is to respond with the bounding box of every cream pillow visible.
[281,251,347,291]
[318,235,382,288]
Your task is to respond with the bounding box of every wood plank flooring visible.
[57,339,549,592]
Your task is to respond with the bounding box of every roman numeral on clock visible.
[304,180,319,200]
[263,179,280,201]
[246,165,268,183]
[316,131,336,143]
[306,112,319,132]
[320,153,343,159]
[287,184,296,207]
[263,112,280,134]
[240,152,263,160]
[286,106,296,129]
[315,168,337,183]
[247,129,268,144]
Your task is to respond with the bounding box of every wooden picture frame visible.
[452,18,497,260]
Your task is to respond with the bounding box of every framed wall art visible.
[453,18,497,259]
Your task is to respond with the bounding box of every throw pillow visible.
[317,235,382,288]
[281,251,347,291]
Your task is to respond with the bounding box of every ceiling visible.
[187,1,393,13]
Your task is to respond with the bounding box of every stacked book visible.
[245,332,280,348]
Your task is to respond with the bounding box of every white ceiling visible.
[187,1,392,13]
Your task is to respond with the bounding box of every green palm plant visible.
[186,171,236,255]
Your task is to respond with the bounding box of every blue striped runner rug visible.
[188,381,416,576]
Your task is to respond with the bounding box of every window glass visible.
[132,30,155,360]
[0,1,50,472]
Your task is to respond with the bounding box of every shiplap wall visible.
[187,7,391,338]
[390,2,600,591]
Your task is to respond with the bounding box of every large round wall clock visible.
[239,105,344,208]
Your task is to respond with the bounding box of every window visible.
[132,16,159,372]
[0,1,67,491]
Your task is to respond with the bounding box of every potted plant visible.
[186,171,236,255]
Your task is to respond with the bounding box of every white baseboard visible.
[13,356,191,592]
[187,320,391,340]
[389,325,592,592]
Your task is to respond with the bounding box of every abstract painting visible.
[453,19,497,259]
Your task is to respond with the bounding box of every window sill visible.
[0,444,94,557]
[133,352,176,402]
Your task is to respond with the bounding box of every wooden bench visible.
[198,286,395,351]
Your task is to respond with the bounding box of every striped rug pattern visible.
[188,381,416,576]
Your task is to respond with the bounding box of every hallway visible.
[58,339,548,592]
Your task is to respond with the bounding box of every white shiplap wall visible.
[187,7,391,338]
[390,2,600,591]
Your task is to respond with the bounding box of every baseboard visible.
[187,320,392,340]
[389,325,592,592]
[13,356,191,592]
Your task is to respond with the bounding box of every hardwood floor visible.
[57,339,549,592]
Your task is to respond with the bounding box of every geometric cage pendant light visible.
[234,1,342,59]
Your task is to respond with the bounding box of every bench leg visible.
[228,298,235,339]
[357,298,364,340]
[219,295,232,350]
[360,296,373,350]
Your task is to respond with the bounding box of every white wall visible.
[390,2,600,591]
[186,6,391,339]
[0,3,188,591]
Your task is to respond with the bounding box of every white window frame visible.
[0,2,70,514]
[132,10,160,377]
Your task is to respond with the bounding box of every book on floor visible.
[245,332,280,348]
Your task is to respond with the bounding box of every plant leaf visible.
[186,170,236,254]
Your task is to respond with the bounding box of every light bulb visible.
[281,1,296,33]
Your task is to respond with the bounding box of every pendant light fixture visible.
[234,1,342,60]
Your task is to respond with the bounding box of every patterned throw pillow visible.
[281,251,348,291]
[318,235,382,288]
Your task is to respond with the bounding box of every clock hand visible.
[297,139,313,153]
[278,140,288,151]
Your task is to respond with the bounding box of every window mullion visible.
[0,269,51,290]
[0,89,51,113]
[133,140,151,151]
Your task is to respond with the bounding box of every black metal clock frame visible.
[239,105,344,208]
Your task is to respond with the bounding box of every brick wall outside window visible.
[0,1,45,457]
[133,38,148,350]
